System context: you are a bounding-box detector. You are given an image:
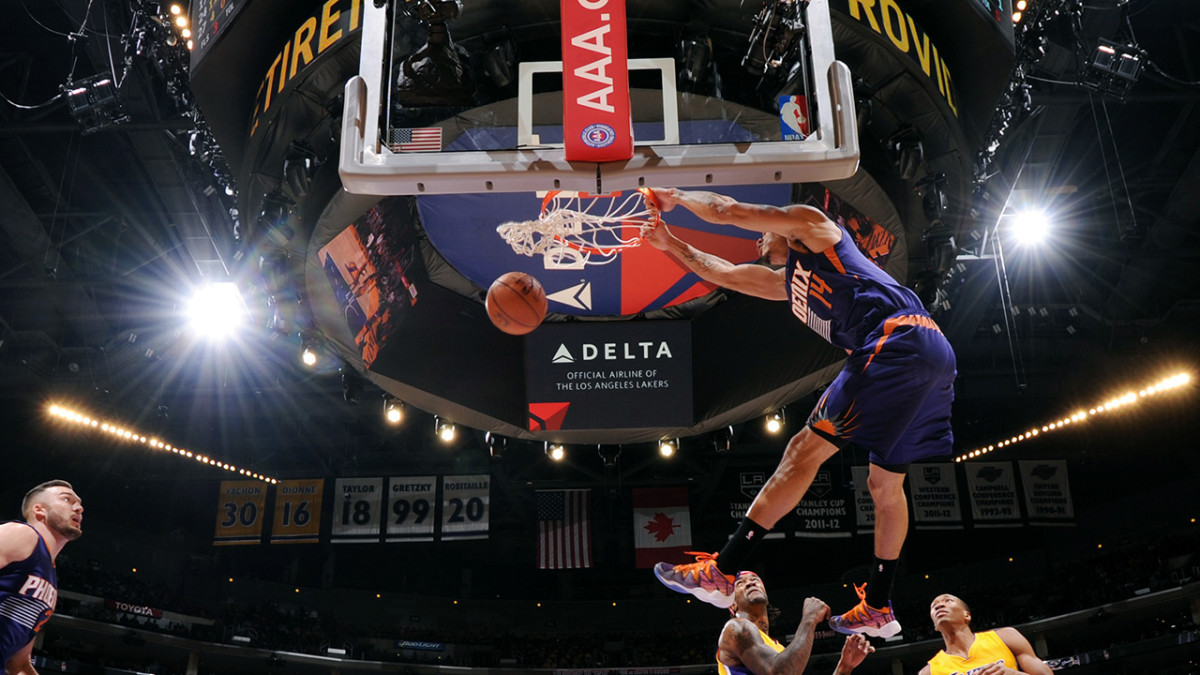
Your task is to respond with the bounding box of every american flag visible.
[536,489,592,569]
[389,127,442,152]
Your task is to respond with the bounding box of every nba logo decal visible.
[581,123,617,149]
[779,95,809,140]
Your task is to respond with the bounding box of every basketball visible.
[486,272,548,335]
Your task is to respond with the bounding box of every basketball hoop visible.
[496,188,661,266]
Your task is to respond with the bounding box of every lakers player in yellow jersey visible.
[718,571,874,675]
[921,594,1052,675]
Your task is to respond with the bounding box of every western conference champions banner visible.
[1018,460,1075,525]
[964,462,1022,527]
[386,476,437,542]
[213,481,267,546]
[850,466,875,533]
[440,474,490,540]
[908,463,964,530]
[271,479,324,544]
[332,477,385,543]
[791,467,853,538]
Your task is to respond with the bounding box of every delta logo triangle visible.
[552,344,575,363]
[529,402,571,431]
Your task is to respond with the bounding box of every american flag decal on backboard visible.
[389,127,442,152]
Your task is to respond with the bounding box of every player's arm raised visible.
[643,221,786,301]
[649,188,841,253]
[718,598,829,675]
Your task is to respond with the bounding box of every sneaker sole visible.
[830,619,902,639]
[653,566,734,609]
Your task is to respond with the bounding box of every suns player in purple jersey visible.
[719,571,874,675]
[0,481,83,675]
[644,188,956,638]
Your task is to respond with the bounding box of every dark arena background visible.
[2,0,1200,674]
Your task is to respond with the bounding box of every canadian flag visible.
[633,487,692,569]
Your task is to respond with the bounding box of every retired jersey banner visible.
[441,475,490,540]
[850,466,875,533]
[271,479,324,544]
[214,481,267,546]
[1018,460,1075,525]
[728,470,786,540]
[909,464,964,529]
[791,468,853,538]
[332,477,384,543]
[633,488,692,568]
[386,476,437,542]
[964,462,1021,527]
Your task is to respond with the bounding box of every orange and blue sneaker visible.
[828,583,902,638]
[653,551,736,608]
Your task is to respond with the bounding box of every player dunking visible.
[719,571,874,675]
[1,481,84,675]
[644,188,956,637]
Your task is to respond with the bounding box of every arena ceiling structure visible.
[1,0,1198,486]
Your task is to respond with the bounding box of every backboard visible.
[339,0,859,195]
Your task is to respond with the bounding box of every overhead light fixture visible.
[545,442,565,462]
[186,282,247,340]
[341,366,363,405]
[712,426,734,453]
[1085,38,1144,99]
[300,332,321,367]
[301,346,317,367]
[62,73,129,135]
[393,0,474,107]
[765,409,785,434]
[677,30,717,95]
[282,141,320,201]
[435,417,456,443]
[383,396,404,425]
[598,445,621,469]
[658,438,678,458]
[485,432,506,459]
[1009,209,1049,245]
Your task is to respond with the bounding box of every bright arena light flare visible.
[1009,209,1049,245]
[187,282,248,339]
[955,371,1192,462]
[46,403,276,483]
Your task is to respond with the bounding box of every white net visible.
[496,190,660,266]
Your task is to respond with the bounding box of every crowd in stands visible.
[43,529,1198,671]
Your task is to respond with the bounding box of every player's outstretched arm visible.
[832,634,875,675]
[995,627,1054,674]
[6,641,39,675]
[642,220,786,301]
[719,598,829,675]
[648,188,841,252]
